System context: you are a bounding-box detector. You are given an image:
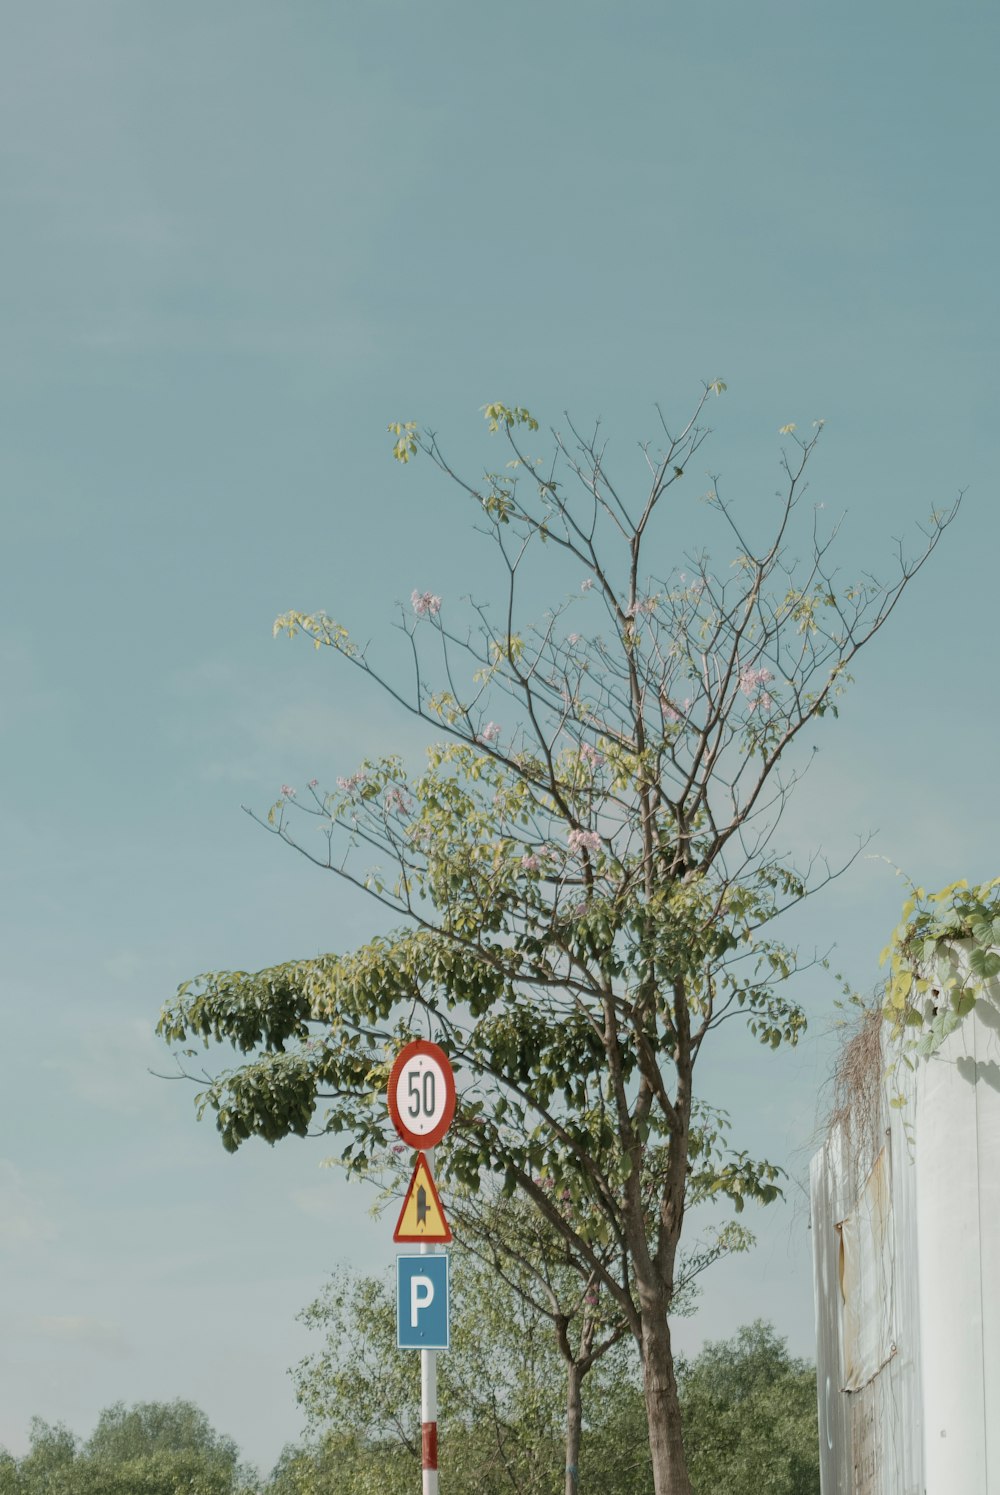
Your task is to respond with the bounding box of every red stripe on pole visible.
[422,1422,438,1470]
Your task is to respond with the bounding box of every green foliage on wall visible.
[881,875,1000,1056]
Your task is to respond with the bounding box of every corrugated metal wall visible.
[811,1081,923,1495]
[811,1126,851,1494]
[978,1002,1000,1489]
[914,1004,1000,1492]
[811,992,1000,1494]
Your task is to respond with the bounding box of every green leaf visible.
[969,946,1000,979]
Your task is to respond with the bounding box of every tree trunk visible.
[564,1360,583,1495]
[640,1302,692,1495]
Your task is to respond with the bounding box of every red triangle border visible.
[393,1151,453,1243]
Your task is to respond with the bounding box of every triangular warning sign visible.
[393,1152,452,1243]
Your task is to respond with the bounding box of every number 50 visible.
[407,1069,437,1119]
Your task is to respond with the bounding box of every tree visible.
[284,1282,818,1495]
[0,1420,78,1495]
[677,1322,819,1494]
[0,1401,258,1495]
[291,1257,569,1494]
[159,387,957,1494]
[445,1180,642,1495]
[287,1176,747,1495]
[439,1165,750,1494]
[83,1398,254,1494]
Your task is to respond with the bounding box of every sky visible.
[1,0,998,1477]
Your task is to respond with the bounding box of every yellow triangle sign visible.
[393,1152,452,1243]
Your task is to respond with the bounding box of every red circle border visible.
[387,1039,456,1150]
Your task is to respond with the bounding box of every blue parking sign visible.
[396,1254,450,1350]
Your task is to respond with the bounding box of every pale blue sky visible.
[1,0,997,1476]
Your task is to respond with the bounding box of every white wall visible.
[811,982,1000,1494]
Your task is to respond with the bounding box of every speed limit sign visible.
[388,1039,456,1150]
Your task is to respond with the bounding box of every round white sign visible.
[388,1040,456,1149]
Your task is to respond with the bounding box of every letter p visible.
[410,1274,434,1328]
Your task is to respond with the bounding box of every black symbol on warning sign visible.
[416,1185,429,1227]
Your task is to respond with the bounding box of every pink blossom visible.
[574,900,588,916]
[662,696,691,724]
[579,742,604,768]
[411,589,442,617]
[521,853,541,872]
[580,577,594,592]
[336,772,367,792]
[567,632,581,645]
[750,691,774,713]
[739,665,775,713]
[739,665,773,698]
[584,1289,599,1306]
[479,721,501,743]
[280,785,295,798]
[384,788,411,814]
[308,778,319,789]
[392,1143,406,1155]
[567,828,601,857]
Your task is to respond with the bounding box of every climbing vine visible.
[880,876,1000,1056]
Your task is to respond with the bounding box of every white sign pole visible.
[387,1047,452,1494]
[420,1146,439,1495]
